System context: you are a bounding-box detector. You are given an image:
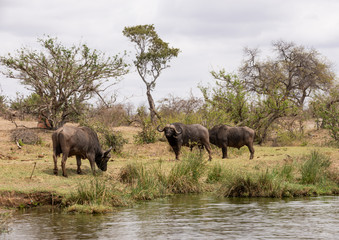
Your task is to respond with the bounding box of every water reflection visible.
[2,196,338,239]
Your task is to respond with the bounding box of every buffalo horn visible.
[170,124,182,135]
[157,125,165,132]
[104,147,112,157]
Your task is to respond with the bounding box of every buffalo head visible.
[96,147,112,171]
[157,124,182,138]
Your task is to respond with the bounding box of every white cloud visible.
[0,0,339,106]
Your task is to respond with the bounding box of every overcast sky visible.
[1,0,338,108]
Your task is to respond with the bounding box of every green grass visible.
[0,124,338,214]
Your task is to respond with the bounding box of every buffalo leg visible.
[76,155,82,174]
[204,143,212,161]
[222,146,228,159]
[172,145,181,160]
[53,152,58,176]
[61,154,68,177]
[89,160,96,176]
[247,144,255,159]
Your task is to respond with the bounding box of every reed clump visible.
[218,150,338,198]
[66,178,127,213]
[167,152,207,193]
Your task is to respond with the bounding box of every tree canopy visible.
[0,36,129,128]
[240,40,335,108]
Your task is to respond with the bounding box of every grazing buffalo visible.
[157,123,212,161]
[209,125,255,159]
[52,125,112,177]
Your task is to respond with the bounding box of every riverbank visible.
[0,118,338,213]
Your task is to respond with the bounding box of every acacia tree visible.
[240,40,334,108]
[239,40,335,143]
[0,36,129,129]
[123,24,180,123]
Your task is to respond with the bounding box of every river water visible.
[1,195,338,239]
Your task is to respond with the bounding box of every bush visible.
[300,150,331,185]
[10,128,42,145]
[134,119,157,144]
[79,119,128,153]
[103,131,128,154]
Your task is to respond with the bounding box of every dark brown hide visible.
[52,125,112,177]
[209,125,255,159]
[158,122,212,161]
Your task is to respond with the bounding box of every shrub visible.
[103,131,128,154]
[79,119,128,153]
[300,150,331,185]
[134,119,157,144]
[10,128,42,145]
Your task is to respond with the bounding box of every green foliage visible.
[79,118,128,153]
[104,131,128,154]
[311,87,339,142]
[133,107,157,144]
[199,72,248,127]
[1,36,129,128]
[300,151,332,184]
[167,152,206,193]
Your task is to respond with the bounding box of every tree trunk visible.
[146,85,160,124]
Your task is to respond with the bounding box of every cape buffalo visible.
[209,125,255,159]
[157,123,212,161]
[52,125,112,177]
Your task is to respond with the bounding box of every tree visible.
[311,84,339,142]
[123,24,180,124]
[239,40,335,143]
[0,36,129,129]
[200,71,249,125]
[240,40,335,108]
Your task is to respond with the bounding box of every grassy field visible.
[0,117,338,212]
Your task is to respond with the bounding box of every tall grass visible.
[167,152,207,193]
[119,163,168,200]
[206,162,224,183]
[219,169,289,198]
[67,178,126,213]
[300,150,331,184]
[218,150,338,198]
